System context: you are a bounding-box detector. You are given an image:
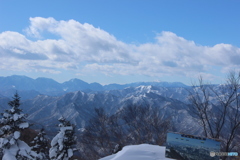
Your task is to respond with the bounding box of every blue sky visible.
[0,1,240,85]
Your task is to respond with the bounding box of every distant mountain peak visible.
[0,75,190,100]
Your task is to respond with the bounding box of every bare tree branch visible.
[188,71,240,157]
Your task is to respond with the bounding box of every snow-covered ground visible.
[99,144,174,160]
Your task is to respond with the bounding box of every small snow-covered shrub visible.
[49,117,76,160]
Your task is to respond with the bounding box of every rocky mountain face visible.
[0,75,202,136]
[0,87,200,136]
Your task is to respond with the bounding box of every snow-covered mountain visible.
[0,75,203,136]
[0,84,201,136]
[0,75,188,99]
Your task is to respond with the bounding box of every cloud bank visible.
[0,17,240,80]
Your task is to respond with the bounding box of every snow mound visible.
[99,144,173,160]
[2,140,38,160]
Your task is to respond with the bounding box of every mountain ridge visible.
[0,85,198,135]
[0,75,189,99]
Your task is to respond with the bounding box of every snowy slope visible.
[0,85,201,136]
[99,144,174,160]
[20,89,196,132]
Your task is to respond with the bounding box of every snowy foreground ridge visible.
[99,144,173,160]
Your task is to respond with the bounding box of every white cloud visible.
[0,17,240,80]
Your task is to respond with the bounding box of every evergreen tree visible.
[49,117,76,160]
[31,128,49,160]
[0,92,39,160]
